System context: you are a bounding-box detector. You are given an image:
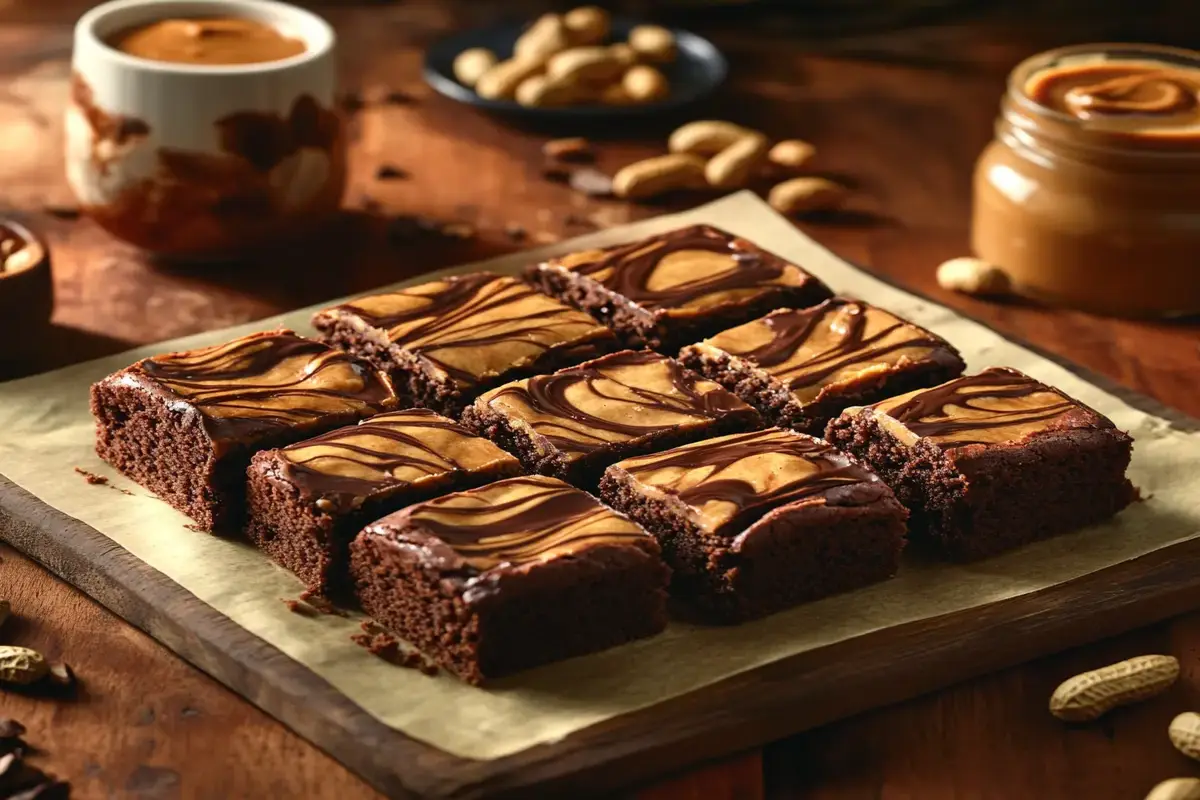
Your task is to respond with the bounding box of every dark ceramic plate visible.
[423,18,728,119]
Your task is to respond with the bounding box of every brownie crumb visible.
[74,467,108,485]
[418,661,439,676]
[504,222,528,241]
[298,590,349,617]
[375,164,409,181]
[282,598,318,618]
[568,167,614,197]
[43,204,80,221]
[359,620,388,636]
[543,137,594,162]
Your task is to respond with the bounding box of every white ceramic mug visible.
[66,0,346,259]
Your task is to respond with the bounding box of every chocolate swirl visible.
[1028,62,1200,124]
[129,330,394,440]
[551,224,810,314]
[700,300,961,404]
[478,350,753,460]
[614,428,885,537]
[872,367,1100,450]
[384,475,651,573]
[314,273,610,388]
[277,409,517,502]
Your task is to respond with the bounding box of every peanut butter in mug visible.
[971,44,1200,317]
[108,17,306,65]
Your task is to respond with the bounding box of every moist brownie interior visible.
[90,329,397,531]
[525,224,832,352]
[246,408,522,597]
[679,298,966,434]
[599,427,907,623]
[311,272,616,417]
[350,474,670,683]
[825,367,1136,560]
[460,348,763,487]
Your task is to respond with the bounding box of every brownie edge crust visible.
[350,475,670,684]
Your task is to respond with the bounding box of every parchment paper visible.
[1,192,1198,761]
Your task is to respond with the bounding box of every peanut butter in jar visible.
[108,17,307,65]
[971,44,1200,317]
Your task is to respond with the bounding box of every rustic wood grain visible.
[1,1,1199,798]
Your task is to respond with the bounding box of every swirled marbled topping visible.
[687,299,963,404]
[610,427,887,538]
[474,349,755,462]
[1026,59,1200,132]
[276,408,519,501]
[367,474,653,573]
[313,273,613,388]
[543,224,821,318]
[855,367,1108,450]
[114,329,395,441]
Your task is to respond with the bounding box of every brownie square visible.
[599,427,907,623]
[91,329,397,532]
[824,367,1137,561]
[311,272,616,417]
[525,224,832,352]
[350,474,670,684]
[246,408,523,597]
[459,349,763,488]
[679,298,966,435]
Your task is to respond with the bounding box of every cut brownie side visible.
[91,330,397,532]
[526,224,832,352]
[599,427,907,623]
[459,349,762,488]
[246,409,522,597]
[679,299,965,435]
[350,474,670,684]
[825,367,1136,561]
[312,272,616,417]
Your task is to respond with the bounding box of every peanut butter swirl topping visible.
[314,273,611,388]
[547,224,813,317]
[123,330,395,440]
[612,428,886,538]
[695,299,961,404]
[868,367,1102,450]
[1026,60,1200,127]
[374,475,652,573]
[108,17,307,66]
[476,350,754,461]
[277,409,517,500]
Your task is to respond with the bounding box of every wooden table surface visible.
[3,2,1200,798]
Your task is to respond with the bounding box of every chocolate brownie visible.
[525,224,832,352]
[825,367,1136,561]
[679,298,965,435]
[350,474,670,684]
[459,349,762,488]
[599,427,907,623]
[312,272,616,417]
[91,329,396,531]
[246,409,523,597]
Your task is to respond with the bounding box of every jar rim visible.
[1004,42,1200,158]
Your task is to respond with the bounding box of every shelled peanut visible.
[451,6,679,108]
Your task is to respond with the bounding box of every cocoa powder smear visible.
[108,17,306,66]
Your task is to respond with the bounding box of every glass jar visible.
[971,44,1200,317]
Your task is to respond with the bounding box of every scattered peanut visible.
[768,177,848,215]
[609,43,637,67]
[769,139,817,169]
[543,137,593,162]
[547,46,624,86]
[628,24,676,63]
[1146,778,1200,800]
[936,257,1012,297]
[563,6,610,46]
[513,14,571,62]
[600,83,634,106]
[669,120,759,156]
[622,65,670,103]
[452,47,498,88]
[1049,655,1179,721]
[475,58,544,101]
[0,645,49,685]
[1172,712,1200,761]
[613,153,706,200]
[706,133,770,189]
[516,74,583,108]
